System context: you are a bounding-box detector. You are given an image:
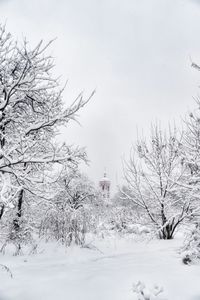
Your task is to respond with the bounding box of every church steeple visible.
[99,171,111,201]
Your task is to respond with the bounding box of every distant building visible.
[99,172,111,201]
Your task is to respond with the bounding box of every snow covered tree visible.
[40,169,97,246]
[122,125,191,239]
[182,100,200,216]
[0,24,94,248]
[179,63,200,263]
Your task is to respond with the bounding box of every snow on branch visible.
[0,25,93,212]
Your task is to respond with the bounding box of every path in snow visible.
[0,237,200,300]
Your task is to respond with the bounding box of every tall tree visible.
[0,24,93,226]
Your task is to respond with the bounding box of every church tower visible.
[99,172,111,201]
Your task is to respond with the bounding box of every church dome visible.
[99,172,110,184]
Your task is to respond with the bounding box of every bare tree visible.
[122,125,191,239]
[181,99,200,215]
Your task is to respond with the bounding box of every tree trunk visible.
[0,112,5,221]
[159,221,175,240]
[159,204,175,239]
[0,204,5,220]
[13,189,24,231]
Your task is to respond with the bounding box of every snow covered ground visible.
[0,235,200,300]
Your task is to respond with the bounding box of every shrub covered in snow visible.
[181,223,200,265]
[132,281,166,300]
[0,201,36,255]
[39,171,99,247]
[0,264,13,278]
[103,200,151,237]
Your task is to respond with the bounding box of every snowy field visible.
[0,236,200,300]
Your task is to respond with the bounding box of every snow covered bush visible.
[108,207,132,232]
[132,281,166,300]
[181,222,200,265]
[110,187,147,235]
[107,206,150,236]
[39,171,98,246]
[0,264,12,278]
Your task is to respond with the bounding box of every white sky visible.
[0,0,200,194]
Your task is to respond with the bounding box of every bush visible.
[181,223,200,265]
[132,281,166,300]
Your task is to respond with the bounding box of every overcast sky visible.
[1,0,200,193]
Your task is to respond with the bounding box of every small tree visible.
[122,125,191,239]
[40,170,97,246]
